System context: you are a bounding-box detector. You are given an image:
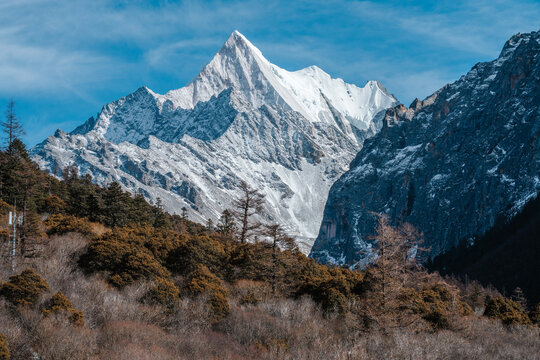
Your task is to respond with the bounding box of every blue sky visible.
[1,0,539,147]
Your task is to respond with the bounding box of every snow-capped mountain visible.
[311,30,540,264]
[32,31,397,251]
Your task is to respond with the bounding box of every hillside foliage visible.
[1,144,539,359]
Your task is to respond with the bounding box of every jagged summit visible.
[32,31,398,252]
[155,31,398,138]
[223,30,263,57]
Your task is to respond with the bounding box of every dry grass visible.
[0,233,538,360]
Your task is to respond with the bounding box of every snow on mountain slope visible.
[32,31,397,252]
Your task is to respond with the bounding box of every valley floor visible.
[1,233,539,360]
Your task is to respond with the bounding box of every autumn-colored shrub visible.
[137,226,179,262]
[41,291,85,326]
[79,226,172,287]
[398,282,472,330]
[45,214,93,236]
[79,233,132,273]
[296,260,364,313]
[167,234,228,277]
[228,242,273,281]
[0,334,9,360]
[484,296,532,326]
[530,303,540,325]
[41,195,66,214]
[122,249,171,282]
[0,268,50,306]
[147,277,179,308]
[185,264,230,320]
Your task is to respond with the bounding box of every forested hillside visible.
[1,143,539,359]
[429,194,540,304]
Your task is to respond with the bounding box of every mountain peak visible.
[220,30,265,61]
[230,30,246,40]
[32,28,399,253]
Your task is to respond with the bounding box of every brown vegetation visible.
[0,229,539,359]
[484,295,532,326]
[0,333,9,360]
[0,268,49,306]
[1,145,539,359]
[41,291,85,326]
[45,214,94,236]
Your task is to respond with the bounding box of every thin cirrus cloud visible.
[1,0,539,146]
[145,38,225,70]
[350,0,540,56]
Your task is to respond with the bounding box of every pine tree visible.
[232,181,264,243]
[206,218,214,232]
[103,181,129,227]
[217,209,236,236]
[0,140,28,204]
[153,197,169,228]
[2,100,25,151]
[7,138,29,160]
[86,191,103,223]
[62,164,79,183]
[181,206,188,221]
[265,224,296,294]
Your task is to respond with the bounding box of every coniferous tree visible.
[7,138,29,160]
[103,181,129,227]
[153,197,169,228]
[0,143,23,203]
[2,100,25,151]
[205,218,214,232]
[181,206,188,221]
[86,191,103,223]
[232,181,264,243]
[62,164,79,184]
[265,224,296,294]
[66,181,92,218]
[217,209,236,236]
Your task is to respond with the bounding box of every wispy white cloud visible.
[0,0,267,96]
[145,37,224,69]
[1,0,539,146]
[350,0,540,57]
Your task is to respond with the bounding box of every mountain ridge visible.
[32,31,398,252]
[311,30,540,263]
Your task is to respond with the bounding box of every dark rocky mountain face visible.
[310,31,540,265]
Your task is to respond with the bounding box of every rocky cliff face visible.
[311,31,540,264]
[32,31,397,252]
